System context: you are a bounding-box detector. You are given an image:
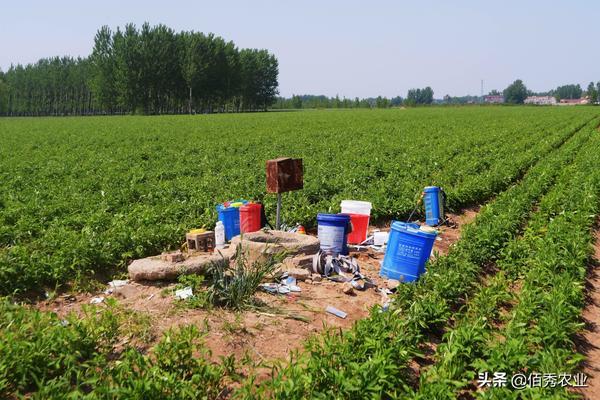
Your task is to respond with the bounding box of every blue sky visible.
[0,0,597,98]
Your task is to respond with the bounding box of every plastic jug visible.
[215,221,225,248]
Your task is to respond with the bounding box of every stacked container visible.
[340,200,372,244]
[216,200,247,241]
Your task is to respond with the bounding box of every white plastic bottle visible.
[215,221,225,248]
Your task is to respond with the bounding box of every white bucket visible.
[340,200,372,216]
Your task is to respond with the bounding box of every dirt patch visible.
[35,208,478,367]
[434,207,479,256]
[575,226,600,399]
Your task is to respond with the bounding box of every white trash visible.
[90,296,104,304]
[325,305,347,319]
[175,287,194,300]
[108,279,128,288]
[373,231,389,246]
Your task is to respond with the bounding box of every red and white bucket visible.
[340,200,372,244]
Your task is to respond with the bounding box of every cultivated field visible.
[1,107,600,398]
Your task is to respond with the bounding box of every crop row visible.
[1,109,599,399]
[475,126,600,398]
[233,117,600,399]
[413,121,600,399]
[1,108,597,295]
[0,298,234,398]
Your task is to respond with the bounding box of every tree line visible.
[499,80,599,104]
[271,95,401,109]
[272,87,434,110]
[0,23,279,116]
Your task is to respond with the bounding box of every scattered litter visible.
[280,223,304,233]
[60,319,69,327]
[312,251,376,291]
[175,287,194,300]
[420,225,438,234]
[278,286,291,294]
[348,236,373,251]
[373,231,389,246]
[284,276,302,292]
[105,279,129,294]
[108,279,128,288]
[326,305,347,319]
[61,294,76,302]
[260,275,303,295]
[146,293,155,301]
[284,276,297,286]
[260,283,277,294]
[260,283,291,295]
[90,296,104,304]
[351,280,365,290]
[342,282,355,295]
[386,279,400,291]
[369,245,386,253]
[379,288,393,312]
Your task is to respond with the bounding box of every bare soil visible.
[35,208,479,366]
[575,226,600,399]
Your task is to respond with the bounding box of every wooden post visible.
[276,193,282,230]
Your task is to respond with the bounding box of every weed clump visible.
[177,244,283,311]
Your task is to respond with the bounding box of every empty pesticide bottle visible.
[215,221,225,248]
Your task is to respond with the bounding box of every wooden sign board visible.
[266,158,303,193]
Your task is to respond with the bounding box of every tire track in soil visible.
[575,224,600,399]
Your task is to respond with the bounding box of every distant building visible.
[484,95,504,104]
[558,97,590,105]
[524,96,557,105]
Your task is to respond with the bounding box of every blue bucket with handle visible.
[317,213,351,256]
[423,186,444,226]
[380,221,437,282]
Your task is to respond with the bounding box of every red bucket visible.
[347,213,370,244]
[240,203,263,233]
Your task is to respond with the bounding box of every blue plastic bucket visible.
[216,200,248,241]
[424,186,444,226]
[317,213,351,256]
[380,221,437,282]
